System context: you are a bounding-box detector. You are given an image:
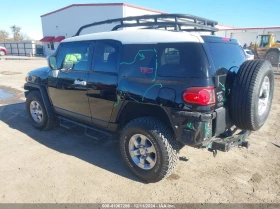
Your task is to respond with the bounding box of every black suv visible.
[24,14,274,183]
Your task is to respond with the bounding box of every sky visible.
[0,0,279,40]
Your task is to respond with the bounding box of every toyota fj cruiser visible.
[24,14,274,183]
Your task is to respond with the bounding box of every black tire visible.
[120,117,178,183]
[265,50,279,65]
[26,91,54,130]
[230,60,274,131]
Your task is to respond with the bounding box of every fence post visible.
[24,43,26,56]
[277,53,280,74]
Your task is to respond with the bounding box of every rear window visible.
[206,43,246,74]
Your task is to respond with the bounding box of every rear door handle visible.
[74,79,87,86]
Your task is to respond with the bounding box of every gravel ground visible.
[0,59,279,203]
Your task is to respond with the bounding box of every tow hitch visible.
[207,130,251,157]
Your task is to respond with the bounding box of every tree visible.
[10,25,21,41]
[19,33,31,41]
[0,30,9,42]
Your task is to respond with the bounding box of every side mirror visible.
[47,55,58,70]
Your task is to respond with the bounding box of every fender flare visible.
[24,83,57,123]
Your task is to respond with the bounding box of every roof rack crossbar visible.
[75,14,218,36]
[111,22,219,32]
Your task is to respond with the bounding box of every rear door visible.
[202,36,246,108]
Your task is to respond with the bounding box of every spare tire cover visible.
[230,60,274,131]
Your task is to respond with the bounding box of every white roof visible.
[62,29,204,44]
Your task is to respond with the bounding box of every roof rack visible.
[75,14,219,36]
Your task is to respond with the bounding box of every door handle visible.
[74,79,87,86]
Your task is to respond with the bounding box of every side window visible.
[158,43,209,78]
[56,42,92,71]
[120,44,157,79]
[93,42,118,73]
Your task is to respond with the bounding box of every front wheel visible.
[0,50,5,56]
[120,117,178,183]
[26,91,54,130]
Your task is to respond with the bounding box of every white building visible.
[41,3,280,56]
[40,3,166,56]
[217,27,280,46]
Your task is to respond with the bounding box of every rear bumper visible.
[172,107,235,147]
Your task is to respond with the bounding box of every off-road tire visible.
[230,60,274,131]
[120,117,178,183]
[26,91,55,130]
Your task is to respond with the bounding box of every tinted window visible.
[207,43,246,74]
[93,42,118,73]
[120,44,157,80]
[57,42,92,71]
[158,43,209,78]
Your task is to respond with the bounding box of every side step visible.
[60,119,77,129]
[58,116,112,141]
[85,128,109,141]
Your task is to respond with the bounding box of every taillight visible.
[222,37,230,41]
[182,87,216,106]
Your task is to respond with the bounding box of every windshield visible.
[258,35,270,47]
[245,50,253,55]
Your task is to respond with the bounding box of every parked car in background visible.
[244,49,254,60]
[0,46,8,56]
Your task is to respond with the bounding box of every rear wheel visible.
[230,60,274,131]
[120,117,178,183]
[265,50,279,65]
[0,50,5,56]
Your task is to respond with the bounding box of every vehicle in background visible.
[249,33,280,64]
[0,46,8,56]
[244,49,254,60]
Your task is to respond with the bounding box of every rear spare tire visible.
[230,60,274,131]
